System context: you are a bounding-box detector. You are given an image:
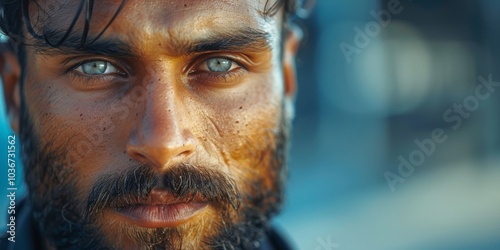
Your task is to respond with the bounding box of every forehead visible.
[33,0,282,50]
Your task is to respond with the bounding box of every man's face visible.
[12,0,297,249]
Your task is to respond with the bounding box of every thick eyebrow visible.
[32,31,135,58]
[188,28,272,53]
[31,27,272,57]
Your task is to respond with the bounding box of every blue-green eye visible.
[206,58,234,72]
[76,61,119,75]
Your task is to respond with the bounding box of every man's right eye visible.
[75,60,120,75]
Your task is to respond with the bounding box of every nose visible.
[126,79,197,170]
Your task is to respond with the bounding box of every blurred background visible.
[274,0,500,249]
[2,0,500,249]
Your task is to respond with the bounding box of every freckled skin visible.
[2,0,299,249]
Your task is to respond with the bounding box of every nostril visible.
[125,132,197,169]
[126,145,150,163]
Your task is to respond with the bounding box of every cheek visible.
[24,78,140,185]
[194,74,283,174]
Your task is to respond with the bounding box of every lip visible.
[111,190,209,228]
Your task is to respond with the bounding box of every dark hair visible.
[0,0,301,48]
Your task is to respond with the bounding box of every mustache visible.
[86,164,241,219]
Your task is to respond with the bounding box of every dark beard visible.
[19,101,289,250]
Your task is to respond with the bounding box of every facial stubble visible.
[19,99,290,249]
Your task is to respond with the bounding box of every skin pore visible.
[1,0,300,249]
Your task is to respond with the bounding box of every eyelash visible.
[67,69,120,88]
[65,59,126,86]
[188,56,247,85]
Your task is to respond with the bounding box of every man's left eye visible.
[75,61,120,75]
[202,58,239,72]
